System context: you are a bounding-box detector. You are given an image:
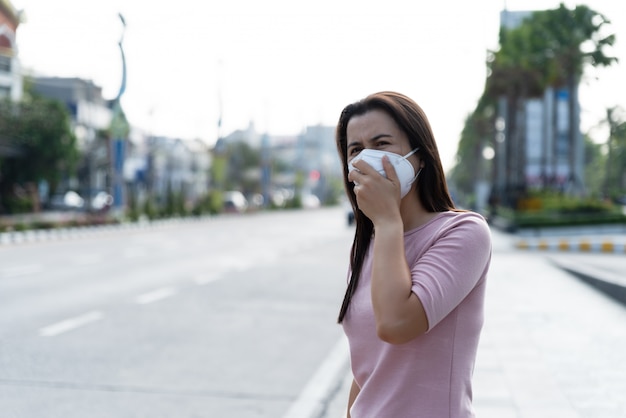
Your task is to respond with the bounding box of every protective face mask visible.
[348,148,421,198]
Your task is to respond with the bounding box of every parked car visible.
[90,191,113,211]
[342,197,355,226]
[223,191,248,213]
[49,191,84,211]
[302,194,321,209]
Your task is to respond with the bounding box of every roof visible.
[0,0,22,27]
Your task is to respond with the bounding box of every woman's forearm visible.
[371,223,428,343]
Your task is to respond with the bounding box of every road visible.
[3,207,626,418]
[0,208,354,418]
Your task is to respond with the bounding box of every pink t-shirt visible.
[342,211,492,418]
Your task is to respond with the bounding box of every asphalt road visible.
[0,208,355,418]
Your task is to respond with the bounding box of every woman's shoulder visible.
[428,210,487,227]
[408,210,490,239]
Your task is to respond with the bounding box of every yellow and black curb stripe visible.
[516,239,626,253]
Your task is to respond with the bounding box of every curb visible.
[515,238,626,253]
[0,216,214,247]
[550,257,626,306]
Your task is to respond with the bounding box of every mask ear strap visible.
[404,148,421,185]
[403,148,419,159]
[409,167,422,184]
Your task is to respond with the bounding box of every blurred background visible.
[1,1,626,417]
[0,0,625,223]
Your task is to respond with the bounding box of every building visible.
[0,0,21,102]
[296,124,341,203]
[214,122,341,207]
[141,135,211,210]
[0,0,22,157]
[31,77,113,208]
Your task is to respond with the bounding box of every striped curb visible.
[516,238,626,253]
[0,216,214,247]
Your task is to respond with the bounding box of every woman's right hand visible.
[348,156,402,228]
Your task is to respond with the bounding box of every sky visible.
[10,0,626,170]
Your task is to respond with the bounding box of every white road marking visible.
[135,287,177,305]
[193,273,222,285]
[282,335,351,418]
[39,311,104,337]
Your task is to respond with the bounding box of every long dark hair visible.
[336,91,456,323]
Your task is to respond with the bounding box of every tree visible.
[526,4,617,190]
[482,4,617,203]
[604,107,626,199]
[449,94,495,207]
[583,134,606,197]
[486,14,550,200]
[0,95,78,213]
[224,140,261,193]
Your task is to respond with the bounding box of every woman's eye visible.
[349,148,361,156]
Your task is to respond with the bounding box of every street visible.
[2,207,626,418]
[0,208,354,418]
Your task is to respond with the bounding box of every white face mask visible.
[348,148,421,198]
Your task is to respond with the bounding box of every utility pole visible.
[110,13,129,217]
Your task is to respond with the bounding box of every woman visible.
[336,91,492,417]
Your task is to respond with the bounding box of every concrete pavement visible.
[323,228,626,418]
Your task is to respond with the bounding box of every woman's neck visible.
[399,194,439,232]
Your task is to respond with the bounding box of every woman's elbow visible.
[375,321,426,345]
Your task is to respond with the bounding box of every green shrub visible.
[496,191,626,228]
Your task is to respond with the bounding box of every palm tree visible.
[485,17,546,206]
[530,4,617,192]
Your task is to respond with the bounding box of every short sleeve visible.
[410,213,492,329]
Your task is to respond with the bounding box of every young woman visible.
[336,91,492,417]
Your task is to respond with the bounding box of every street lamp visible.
[110,13,129,216]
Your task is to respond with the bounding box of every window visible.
[0,55,11,73]
[0,86,10,98]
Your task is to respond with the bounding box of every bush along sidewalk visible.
[490,192,626,232]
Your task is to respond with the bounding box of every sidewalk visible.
[323,230,626,418]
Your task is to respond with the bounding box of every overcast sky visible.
[11,0,626,169]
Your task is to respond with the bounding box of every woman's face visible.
[346,109,418,168]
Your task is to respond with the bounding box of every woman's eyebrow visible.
[347,134,392,149]
[367,134,392,143]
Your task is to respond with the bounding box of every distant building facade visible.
[0,0,21,102]
[31,77,113,207]
[217,122,341,206]
[142,136,211,209]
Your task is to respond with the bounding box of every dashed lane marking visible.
[135,287,178,305]
[193,273,222,285]
[39,311,104,337]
